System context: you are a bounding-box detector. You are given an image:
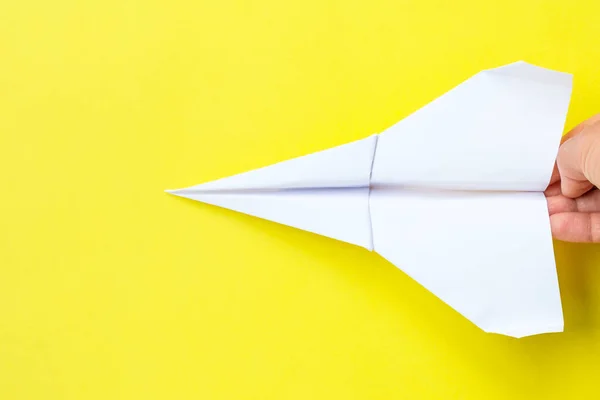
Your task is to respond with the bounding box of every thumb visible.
[557,120,600,198]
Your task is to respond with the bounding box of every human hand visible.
[546,114,600,242]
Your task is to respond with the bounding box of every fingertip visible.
[550,212,600,243]
[544,181,562,197]
[548,163,560,186]
[546,195,576,215]
[550,213,570,241]
[559,181,576,198]
[560,178,593,199]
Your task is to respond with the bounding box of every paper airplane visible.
[168,61,573,338]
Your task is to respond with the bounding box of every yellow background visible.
[1,0,600,398]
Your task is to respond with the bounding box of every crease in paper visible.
[167,61,573,338]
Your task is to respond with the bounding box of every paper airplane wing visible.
[167,135,378,249]
[369,188,563,337]
[171,135,378,191]
[170,188,374,249]
[371,61,573,191]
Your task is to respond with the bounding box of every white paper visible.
[170,188,373,249]
[371,62,572,191]
[369,188,562,337]
[167,61,573,338]
[173,135,378,191]
[167,135,378,249]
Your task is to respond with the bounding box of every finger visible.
[547,195,576,215]
[547,189,600,215]
[557,124,600,198]
[560,175,594,198]
[574,188,600,212]
[554,115,600,196]
[548,163,560,186]
[544,181,562,197]
[550,212,600,242]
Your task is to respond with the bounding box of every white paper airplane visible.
[167,61,573,338]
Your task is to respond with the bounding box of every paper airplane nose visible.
[168,135,377,192]
[167,135,378,250]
